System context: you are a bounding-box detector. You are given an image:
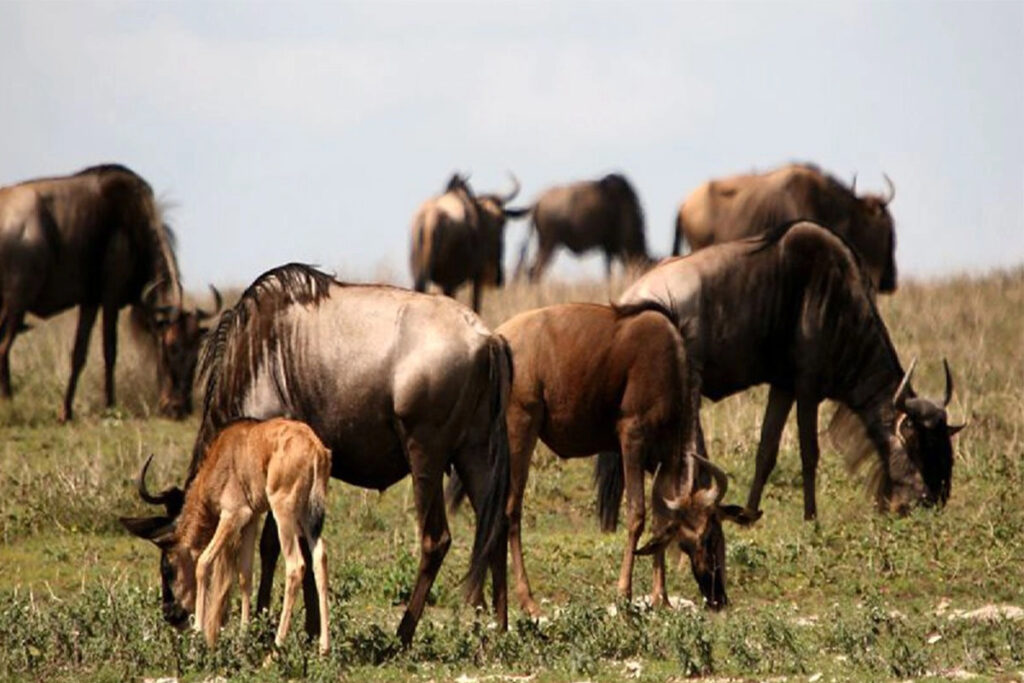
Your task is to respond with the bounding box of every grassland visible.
[1,268,1022,682]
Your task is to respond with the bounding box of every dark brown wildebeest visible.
[0,164,218,421]
[617,220,963,520]
[515,173,651,282]
[463,303,757,615]
[123,263,511,645]
[122,418,332,653]
[671,163,897,293]
[409,173,527,312]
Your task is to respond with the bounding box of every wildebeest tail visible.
[464,335,512,599]
[306,445,330,541]
[594,451,624,532]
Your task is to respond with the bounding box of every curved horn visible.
[140,279,163,309]
[850,173,857,195]
[942,358,954,408]
[693,454,729,504]
[501,172,521,204]
[197,285,223,320]
[892,357,918,412]
[882,173,896,205]
[137,454,166,506]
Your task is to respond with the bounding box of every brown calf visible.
[482,303,756,614]
[121,417,331,653]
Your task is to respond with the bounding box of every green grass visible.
[1,269,1022,681]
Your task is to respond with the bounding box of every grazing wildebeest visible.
[0,164,216,420]
[618,220,963,520]
[121,418,332,653]
[467,303,757,614]
[671,163,897,292]
[410,173,527,312]
[515,173,651,282]
[125,263,511,645]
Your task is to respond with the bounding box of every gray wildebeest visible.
[0,164,219,421]
[618,220,963,520]
[515,173,651,282]
[124,263,511,645]
[409,173,527,312]
[122,419,332,653]
[454,302,758,615]
[671,163,897,293]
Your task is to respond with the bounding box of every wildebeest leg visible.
[796,398,821,521]
[101,305,118,408]
[746,387,795,514]
[471,279,482,313]
[298,538,320,638]
[528,243,556,283]
[505,402,543,616]
[397,441,450,645]
[442,285,456,299]
[650,546,668,607]
[616,429,646,601]
[195,508,252,645]
[59,304,99,423]
[0,307,24,399]
[271,507,306,649]
[603,251,614,280]
[238,518,260,627]
[257,514,280,613]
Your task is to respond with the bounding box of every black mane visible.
[190,263,335,483]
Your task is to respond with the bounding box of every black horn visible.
[850,172,857,195]
[135,454,184,515]
[501,172,521,204]
[942,358,954,408]
[694,454,729,504]
[197,285,223,320]
[882,173,896,205]
[892,357,917,411]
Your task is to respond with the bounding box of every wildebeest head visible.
[143,285,223,419]
[847,174,897,293]
[637,456,760,610]
[884,358,964,513]
[475,173,528,287]
[599,173,649,264]
[119,455,193,628]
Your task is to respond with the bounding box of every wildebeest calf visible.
[472,302,757,614]
[121,417,332,653]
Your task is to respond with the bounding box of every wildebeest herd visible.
[0,162,964,653]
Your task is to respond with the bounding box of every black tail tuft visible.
[464,337,512,600]
[594,451,624,532]
[445,472,468,513]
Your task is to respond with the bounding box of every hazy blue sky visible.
[1,1,1021,289]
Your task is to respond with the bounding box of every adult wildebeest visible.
[410,173,527,312]
[671,163,897,293]
[617,220,963,520]
[0,164,217,421]
[515,173,651,282]
[122,418,332,653]
[124,263,511,645]
[465,303,757,615]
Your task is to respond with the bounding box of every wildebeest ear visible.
[718,505,762,527]
[634,524,682,556]
[119,515,174,544]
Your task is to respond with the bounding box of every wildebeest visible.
[515,173,651,282]
[618,220,963,520]
[124,263,511,645]
[410,173,527,312]
[0,164,216,421]
[671,163,897,293]
[121,418,332,653]
[470,303,757,614]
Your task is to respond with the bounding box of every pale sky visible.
[1,1,1021,290]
